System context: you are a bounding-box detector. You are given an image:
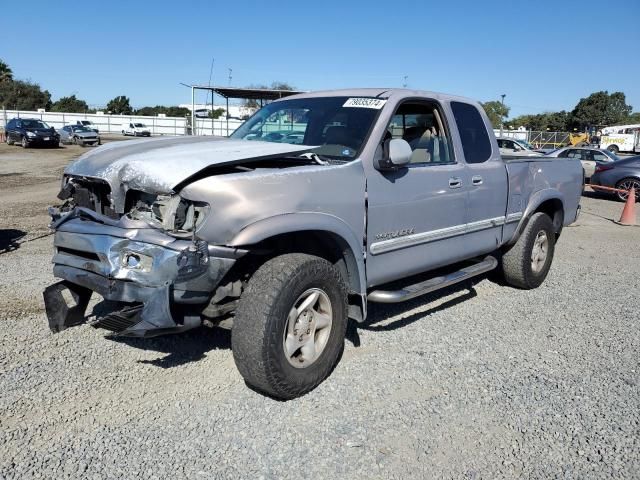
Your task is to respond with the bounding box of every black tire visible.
[232,253,348,400]
[615,178,640,202]
[6,134,13,146]
[607,145,619,154]
[501,212,556,289]
[21,136,28,148]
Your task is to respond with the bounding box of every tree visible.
[51,94,89,113]
[0,59,13,83]
[481,101,510,128]
[106,95,133,115]
[209,107,226,119]
[570,91,632,129]
[135,105,191,117]
[544,111,570,131]
[505,111,569,132]
[626,111,640,124]
[0,79,51,110]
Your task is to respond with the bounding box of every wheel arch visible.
[507,191,565,246]
[228,213,367,321]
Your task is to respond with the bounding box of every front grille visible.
[57,246,101,261]
[66,177,118,219]
[91,304,143,332]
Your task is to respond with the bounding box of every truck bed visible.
[502,156,583,243]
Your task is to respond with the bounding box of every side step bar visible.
[367,256,498,304]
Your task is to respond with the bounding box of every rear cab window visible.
[451,101,492,164]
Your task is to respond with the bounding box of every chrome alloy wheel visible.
[282,288,333,368]
[616,179,640,202]
[531,230,549,273]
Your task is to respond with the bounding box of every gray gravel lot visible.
[0,144,639,479]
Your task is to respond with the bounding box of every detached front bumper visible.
[43,208,244,336]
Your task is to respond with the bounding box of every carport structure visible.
[185,85,305,135]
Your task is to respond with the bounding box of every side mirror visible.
[376,138,412,170]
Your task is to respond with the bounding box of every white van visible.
[121,122,151,137]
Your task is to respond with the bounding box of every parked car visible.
[58,125,101,146]
[545,146,619,179]
[590,156,640,202]
[4,118,60,148]
[496,137,543,157]
[76,120,99,133]
[44,88,582,399]
[122,122,151,137]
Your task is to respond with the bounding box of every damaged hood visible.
[64,136,313,195]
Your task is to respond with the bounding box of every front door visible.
[365,100,468,287]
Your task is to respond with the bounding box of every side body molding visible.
[228,212,367,299]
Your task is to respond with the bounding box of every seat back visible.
[410,129,433,163]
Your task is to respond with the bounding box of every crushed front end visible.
[43,176,244,337]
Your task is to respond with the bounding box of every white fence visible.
[0,109,243,137]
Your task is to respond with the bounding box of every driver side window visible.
[385,101,454,165]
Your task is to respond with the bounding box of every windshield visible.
[80,121,92,125]
[514,140,532,150]
[603,150,621,161]
[134,123,146,127]
[22,120,50,129]
[230,96,384,160]
[73,127,92,133]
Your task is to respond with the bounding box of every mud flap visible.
[43,281,92,333]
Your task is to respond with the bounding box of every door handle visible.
[472,175,483,186]
[448,177,462,189]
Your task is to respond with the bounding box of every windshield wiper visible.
[297,152,329,165]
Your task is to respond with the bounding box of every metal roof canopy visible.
[195,86,305,101]
[186,85,305,136]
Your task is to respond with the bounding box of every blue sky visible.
[3,0,639,118]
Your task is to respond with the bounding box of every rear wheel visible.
[607,145,619,154]
[615,178,640,202]
[232,253,348,400]
[501,212,556,289]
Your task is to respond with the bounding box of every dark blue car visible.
[5,118,60,148]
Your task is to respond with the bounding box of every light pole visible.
[500,94,506,135]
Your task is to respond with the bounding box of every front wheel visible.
[607,145,619,154]
[21,136,28,148]
[6,134,13,145]
[232,253,348,400]
[501,212,556,289]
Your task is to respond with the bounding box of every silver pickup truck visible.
[44,89,582,399]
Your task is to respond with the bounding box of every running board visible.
[367,256,498,304]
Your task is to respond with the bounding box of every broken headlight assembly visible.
[128,193,210,236]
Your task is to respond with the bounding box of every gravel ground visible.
[0,144,638,479]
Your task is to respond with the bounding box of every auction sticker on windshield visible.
[343,98,387,109]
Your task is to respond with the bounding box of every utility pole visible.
[403,75,408,88]
[228,68,232,86]
[500,94,506,136]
